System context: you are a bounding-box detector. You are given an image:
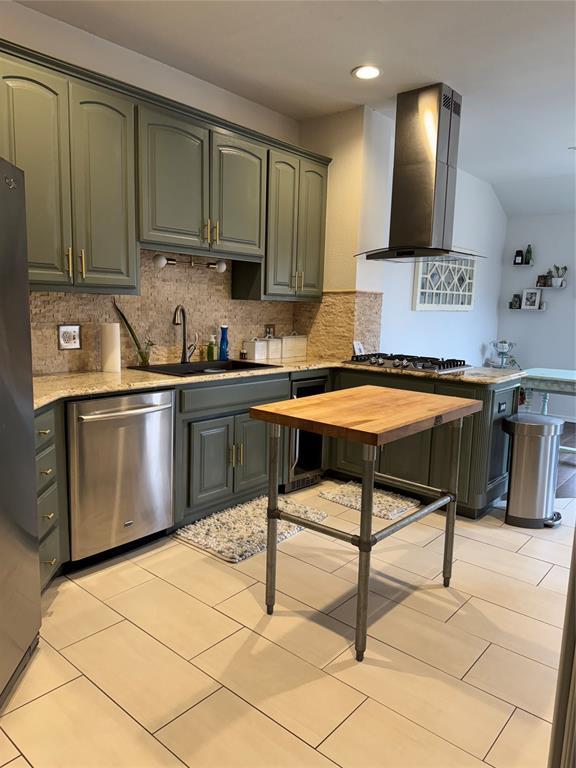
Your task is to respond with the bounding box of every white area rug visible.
[174,496,326,563]
[319,481,420,520]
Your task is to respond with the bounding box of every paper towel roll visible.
[101,323,121,372]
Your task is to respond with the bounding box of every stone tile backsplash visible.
[29,249,383,375]
[30,250,295,374]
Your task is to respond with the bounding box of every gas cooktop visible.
[348,353,471,374]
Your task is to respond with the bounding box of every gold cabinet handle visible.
[204,218,212,245]
[80,248,86,279]
[42,557,57,567]
[229,445,236,468]
[41,512,55,520]
[66,247,73,280]
[40,468,53,476]
[291,273,298,290]
[37,429,51,436]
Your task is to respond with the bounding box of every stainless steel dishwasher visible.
[68,390,174,560]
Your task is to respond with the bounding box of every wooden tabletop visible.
[250,385,483,446]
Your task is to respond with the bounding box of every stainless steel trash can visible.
[503,414,564,528]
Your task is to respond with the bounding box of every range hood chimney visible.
[361,83,478,261]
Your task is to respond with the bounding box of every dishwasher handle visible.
[78,402,173,422]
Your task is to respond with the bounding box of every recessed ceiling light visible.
[351,65,381,80]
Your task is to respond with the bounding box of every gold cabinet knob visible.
[41,512,55,520]
[42,558,57,567]
[37,429,51,436]
[40,468,53,476]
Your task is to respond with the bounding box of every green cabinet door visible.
[266,150,299,296]
[138,106,210,249]
[190,416,235,509]
[234,413,268,494]
[296,159,327,298]
[69,82,137,290]
[211,133,267,257]
[0,57,73,285]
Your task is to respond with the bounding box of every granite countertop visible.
[33,361,524,410]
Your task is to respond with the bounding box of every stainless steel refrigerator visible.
[0,156,41,705]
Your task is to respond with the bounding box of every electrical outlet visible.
[58,324,81,350]
[264,324,276,337]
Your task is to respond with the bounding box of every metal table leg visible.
[266,423,281,615]
[443,418,462,587]
[355,444,376,662]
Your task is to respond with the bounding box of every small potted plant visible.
[551,265,567,288]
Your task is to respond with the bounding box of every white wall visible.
[497,212,576,420]
[0,2,299,143]
[376,170,507,363]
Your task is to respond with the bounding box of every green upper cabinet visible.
[211,133,267,257]
[138,106,210,249]
[264,152,327,300]
[266,150,299,296]
[69,82,137,290]
[0,57,73,285]
[296,159,327,298]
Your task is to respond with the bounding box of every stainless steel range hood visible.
[361,83,479,261]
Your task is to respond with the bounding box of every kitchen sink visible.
[129,360,281,377]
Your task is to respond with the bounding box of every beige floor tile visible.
[319,697,486,768]
[294,493,357,517]
[0,640,80,715]
[371,538,445,578]
[217,582,354,668]
[553,496,575,510]
[3,757,30,768]
[428,535,552,584]
[137,544,256,605]
[388,521,444,546]
[334,557,470,621]
[279,530,357,572]
[336,507,362,525]
[0,677,183,767]
[552,500,575,526]
[529,523,575,546]
[325,638,513,758]
[40,578,121,650]
[157,687,335,767]
[464,644,557,722]
[68,559,155,600]
[62,621,219,732]
[422,513,530,551]
[235,550,355,612]
[538,565,570,594]
[0,730,18,766]
[485,709,552,768]
[448,597,562,668]
[517,537,572,567]
[121,536,180,563]
[193,628,365,747]
[331,592,488,678]
[106,578,241,659]
[314,514,358,534]
[446,561,566,627]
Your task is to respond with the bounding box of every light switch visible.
[58,324,81,350]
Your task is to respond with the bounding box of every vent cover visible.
[442,93,452,110]
[452,100,461,116]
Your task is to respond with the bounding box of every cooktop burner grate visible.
[348,353,470,374]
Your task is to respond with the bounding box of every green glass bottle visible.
[524,244,533,265]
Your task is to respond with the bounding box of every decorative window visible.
[413,257,476,311]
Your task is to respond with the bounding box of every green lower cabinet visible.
[234,413,268,494]
[190,416,235,509]
[34,404,70,589]
[330,369,519,518]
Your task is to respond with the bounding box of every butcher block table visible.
[250,385,483,661]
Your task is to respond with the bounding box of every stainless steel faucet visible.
[172,305,198,363]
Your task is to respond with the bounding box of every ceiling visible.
[20,0,576,188]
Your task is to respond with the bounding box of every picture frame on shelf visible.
[513,250,524,265]
[509,294,522,309]
[521,288,541,310]
[536,273,550,287]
